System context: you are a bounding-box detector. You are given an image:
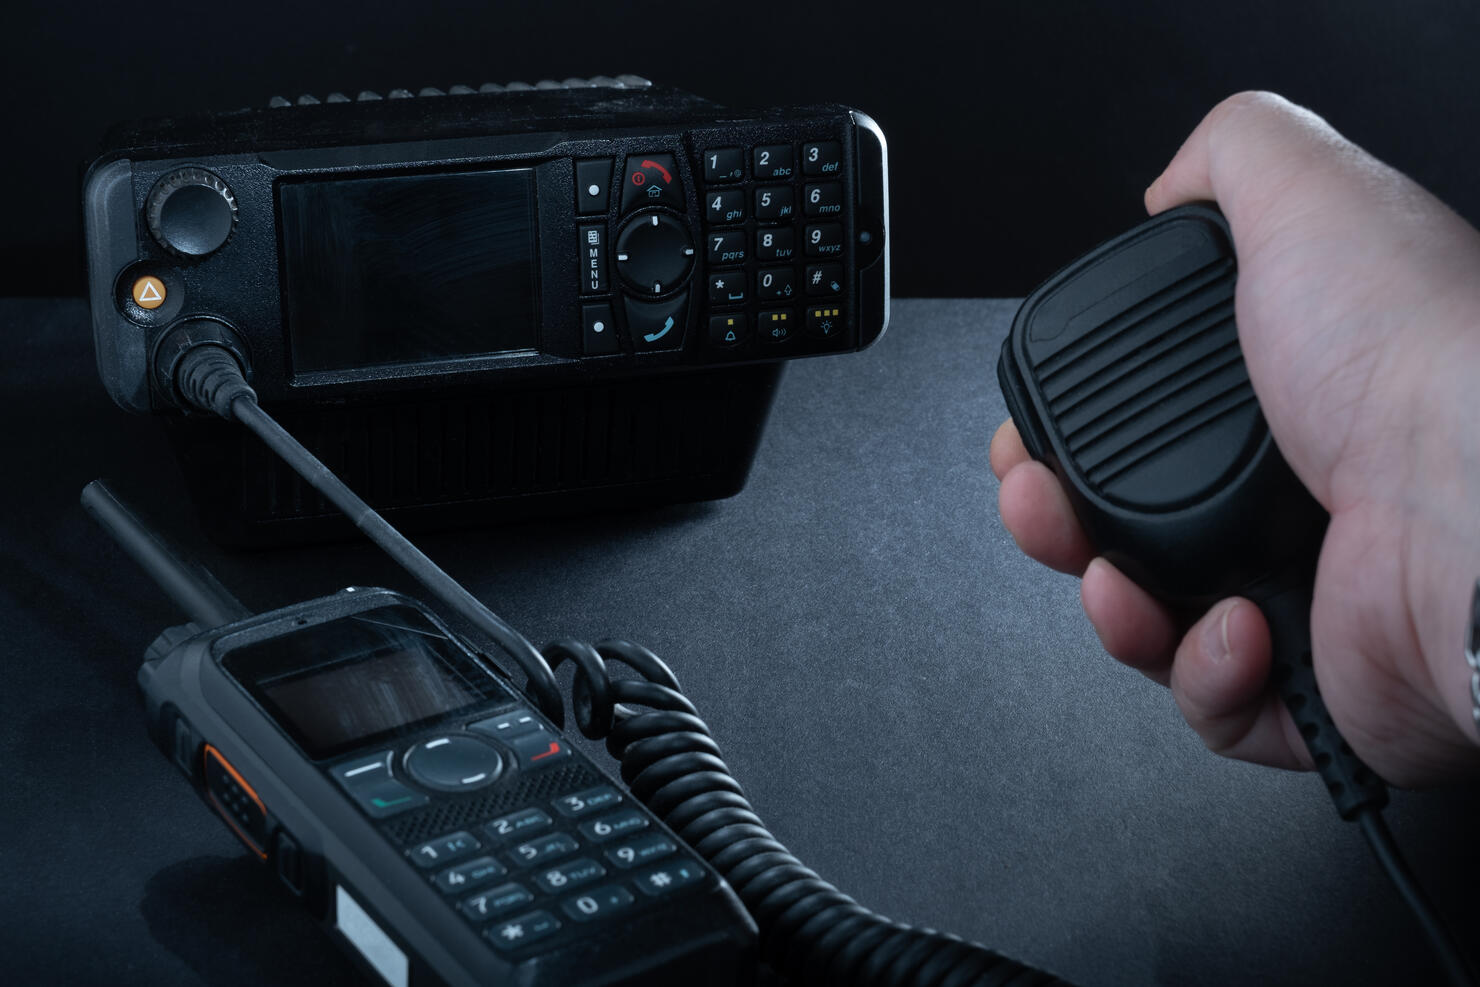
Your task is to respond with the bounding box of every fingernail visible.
[1201,601,1239,663]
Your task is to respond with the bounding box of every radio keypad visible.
[408,776,706,956]
[697,133,850,356]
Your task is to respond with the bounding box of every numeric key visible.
[703,148,743,183]
[706,189,746,225]
[754,144,794,179]
[754,186,795,222]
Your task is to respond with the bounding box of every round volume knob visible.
[615,212,695,296]
[145,167,238,258]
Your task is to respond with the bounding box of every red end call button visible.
[510,729,573,770]
[620,154,685,213]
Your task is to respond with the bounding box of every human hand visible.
[991,92,1480,787]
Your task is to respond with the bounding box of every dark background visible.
[8,0,1480,298]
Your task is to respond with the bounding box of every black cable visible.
[1358,809,1476,987]
[542,637,1072,987]
[172,344,566,726]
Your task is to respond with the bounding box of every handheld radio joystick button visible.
[615,213,695,296]
[145,167,238,258]
[404,735,504,793]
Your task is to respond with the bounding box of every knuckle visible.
[1207,90,1292,134]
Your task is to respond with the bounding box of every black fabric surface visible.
[1,297,1475,986]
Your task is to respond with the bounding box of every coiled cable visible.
[543,637,1070,987]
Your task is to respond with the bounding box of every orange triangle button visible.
[132,275,166,309]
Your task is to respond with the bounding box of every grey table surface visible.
[1,296,1475,986]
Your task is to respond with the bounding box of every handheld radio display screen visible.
[222,606,497,759]
[278,169,539,374]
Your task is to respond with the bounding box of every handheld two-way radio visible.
[997,203,1476,986]
[83,480,756,987]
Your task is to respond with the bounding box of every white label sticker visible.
[335,885,409,987]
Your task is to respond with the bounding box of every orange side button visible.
[132,275,166,310]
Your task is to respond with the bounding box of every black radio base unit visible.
[84,77,889,544]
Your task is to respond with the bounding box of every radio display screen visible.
[222,605,499,759]
[278,169,539,374]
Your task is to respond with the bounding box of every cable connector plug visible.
[175,344,256,419]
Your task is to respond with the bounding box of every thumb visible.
[1168,597,1315,772]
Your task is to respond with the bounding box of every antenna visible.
[81,479,252,628]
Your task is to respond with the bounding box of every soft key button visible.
[575,159,612,215]
[468,708,542,741]
[331,752,428,819]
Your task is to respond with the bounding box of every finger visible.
[1168,598,1314,771]
[1080,558,1181,686]
[996,461,1095,575]
[989,419,1029,480]
[1143,91,1355,240]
